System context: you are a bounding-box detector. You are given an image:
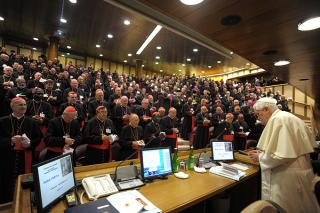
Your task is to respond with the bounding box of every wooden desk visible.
[13,151,260,213]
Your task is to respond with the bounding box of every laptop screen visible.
[211,141,234,161]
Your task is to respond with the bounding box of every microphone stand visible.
[113,137,157,183]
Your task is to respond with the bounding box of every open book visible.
[209,163,246,181]
[107,190,162,213]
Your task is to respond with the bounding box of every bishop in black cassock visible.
[0,97,42,204]
[160,108,180,153]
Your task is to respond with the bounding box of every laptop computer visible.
[211,140,235,163]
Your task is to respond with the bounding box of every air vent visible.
[220,15,242,26]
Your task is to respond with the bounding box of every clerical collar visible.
[96,117,105,122]
[168,115,174,119]
[11,114,24,120]
[33,100,41,104]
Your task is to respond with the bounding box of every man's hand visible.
[12,135,23,143]
[65,138,75,146]
[102,134,109,141]
[22,141,31,148]
[248,150,262,162]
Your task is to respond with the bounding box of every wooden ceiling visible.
[0,0,320,100]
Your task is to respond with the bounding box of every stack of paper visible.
[209,164,246,181]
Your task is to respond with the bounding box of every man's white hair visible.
[254,97,278,111]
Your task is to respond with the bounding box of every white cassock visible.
[257,109,320,213]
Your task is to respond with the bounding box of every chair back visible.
[39,147,48,162]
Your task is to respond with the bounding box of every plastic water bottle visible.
[188,146,194,171]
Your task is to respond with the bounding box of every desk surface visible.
[13,151,259,213]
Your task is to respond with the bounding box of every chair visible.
[75,144,87,166]
[39,147,48,163]
[245,139,258,149]
[241,200,287,213]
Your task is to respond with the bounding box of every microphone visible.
[113,137,156,182]
[211,128,227,141]
[196,143,212,166]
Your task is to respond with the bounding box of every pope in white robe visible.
[248,97,320,213]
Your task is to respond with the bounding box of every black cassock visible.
[210,112,226,131]
[0,75,17,116]
[194,112,211,150]
[119,124,144,160]
[233,121,250,150]
[111,105,131,136]
[26,80,45,90]
[26,100,54,126]
[0,115,42,204]
[44,116,82,165]
[5,87,33,105]
[87,100,111,120]
[144,121,162,148]
[134,106,151,130]
[160,115,179,153]
[56,103,86,126]
[215,121,234,140]
[180,103,194,140]
[83,117,120,165]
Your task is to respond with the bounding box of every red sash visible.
[13,142,32,174]
[191,115,195,132]
[47,147,64,153]
[87,140,112,162]
[222,134,234,141]
[150,133,155,137]
[236,132,247,138]
[166,133,178,148]
[122,120,129,125]
[132,143,141,159]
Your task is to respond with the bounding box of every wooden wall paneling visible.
[110,62,117,73]
[77,60,85,67]
[94,59,102,70]
[123,65,129,75]
[4,45,17,53]
[66,58,76,67]
[103,60,110,72]
[294,103,305,116]
[19,48,31,58]
[86,57,95,69]
[33,51,43,59]
[130,66,136,76]
[58,56,66,67]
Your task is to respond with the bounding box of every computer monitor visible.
[32,153,76,213]
[211,141,235,162]
[140,147,173,180]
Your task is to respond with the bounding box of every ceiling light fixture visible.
[187,58,191,61]
[246,63,250,66]
[155,62,159,64]
[0,17,4,21]
[142,65,144,67]
[155,56,160,59]
[193,49,198,52]
[61,54,65,57]
[67,53,70,55]
[124,60,127,63]
[230,52,233,54]
[33,48,37,50]
[274,60,290,66]
[208,66,212,68]
[298,17,320,31]
[160,70,163,72]
[136,25,162,55]
[67,46,71,49]
[107,34,113,38]
[60,18,67,23]
[202,71,205,73]
[128,53,132,56]
[69,0,77,3]
[33,37,39,41]
[124,20,130,25]
[96,44,100,48]
[180,0,204,5]
[156,46,161,49]
[179,70,181,72]
[182,64,185,66]
[99,54,103,57]
[217,60,221,63]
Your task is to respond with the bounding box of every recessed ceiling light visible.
[155,56,160,59]
[193,49,198,52]
[187,58,191,61]
[32,48,37,50]
[217,60,221,63]
[208,66,212,68]
[107,34,113,38]
[67,53,70,55]
[128,53,132,56]
[156,46,161,49]
[155,62,159,64]
[96,44,100,48]
[142,65,144,67]
[61,54,65,57]
[67,46,71,49]
[60,18,67,23]
[246,63,250,66]
[298,17,320,31]
[0,17,4,21]
[179,69,181,71]
[180,0,204,5]
[124,60,127,63]
[124,20,130,25]
[230,52,233,54]
[33,37,39,41]
[99,54,103,57]
[160,70,163,72]
[274,60,290,66]
[202,71,205,73]
[69,0,77,3]
[182,64,185,66]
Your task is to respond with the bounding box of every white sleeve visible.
[258,152,290,171]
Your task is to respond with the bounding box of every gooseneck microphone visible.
[211,128,227,142]
[113,137,156,182]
